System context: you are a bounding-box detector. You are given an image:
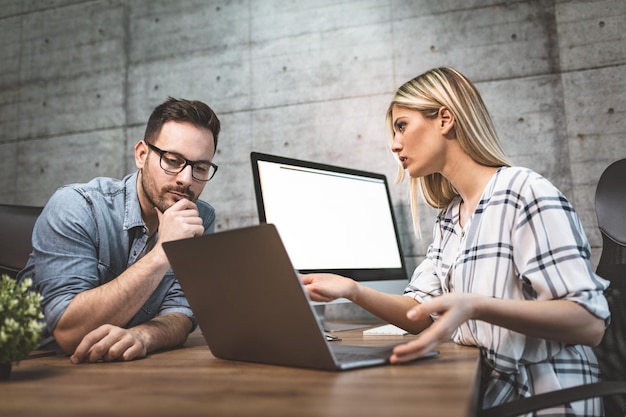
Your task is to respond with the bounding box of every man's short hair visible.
[144,97,221,151]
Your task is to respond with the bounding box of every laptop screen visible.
[250,152,407,282]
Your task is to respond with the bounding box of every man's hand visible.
[70,324,148,364]
[156,199,205,245]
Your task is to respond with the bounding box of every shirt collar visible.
[123,171,146,231]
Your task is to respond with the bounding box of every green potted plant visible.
[0,274,44,379]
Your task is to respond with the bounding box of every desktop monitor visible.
[250,152,409,302]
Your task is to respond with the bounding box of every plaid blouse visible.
[405,166,610,416]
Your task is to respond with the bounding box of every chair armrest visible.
[477,381,626,417]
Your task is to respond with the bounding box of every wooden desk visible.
[1,327,480,417]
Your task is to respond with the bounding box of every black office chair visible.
[594,158,626,417]
[0,204,43,279]
[478,159,626,417]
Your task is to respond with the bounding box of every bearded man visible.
[18,97,221,363]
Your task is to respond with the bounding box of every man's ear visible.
[439,107,455,135]
[135,140,148,170]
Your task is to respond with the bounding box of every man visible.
[17,97,220,363]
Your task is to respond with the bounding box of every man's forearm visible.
[53,249,171,351]
[132,312,194,353]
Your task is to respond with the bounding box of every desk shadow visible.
[1,365,64,383]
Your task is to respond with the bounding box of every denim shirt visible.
[17,171,215,348]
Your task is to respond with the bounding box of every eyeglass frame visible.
[145,141,218,182]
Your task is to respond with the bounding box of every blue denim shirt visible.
[17,171,215,349]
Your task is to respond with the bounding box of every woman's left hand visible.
[390,292,480,363]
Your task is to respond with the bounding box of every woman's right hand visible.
[299,273,357,303]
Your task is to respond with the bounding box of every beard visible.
[140,161,197,213]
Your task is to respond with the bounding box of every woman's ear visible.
[439,107,455,135]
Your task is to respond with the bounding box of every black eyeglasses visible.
[146,142,218,182]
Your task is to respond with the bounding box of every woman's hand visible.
[391,292,479,363]
[299,273,358,303]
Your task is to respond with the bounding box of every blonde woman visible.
[301,67,610,416]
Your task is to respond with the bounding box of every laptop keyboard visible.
[331,345,393,362]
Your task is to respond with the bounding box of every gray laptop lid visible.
[163,223,403,371]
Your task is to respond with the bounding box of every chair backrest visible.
[596,159,626,247]
[595,158,626,287]
[594,158,626,417]
[0,204,43,279]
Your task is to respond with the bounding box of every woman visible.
[301,67,610,416]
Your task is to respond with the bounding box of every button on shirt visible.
[17,171,215,349]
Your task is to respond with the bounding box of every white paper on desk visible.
[363,324,409,336]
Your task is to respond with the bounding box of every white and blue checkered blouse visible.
[405,166,610,416]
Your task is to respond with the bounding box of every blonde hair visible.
[385,67,512,234]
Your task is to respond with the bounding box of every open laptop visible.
[163,223,438,371]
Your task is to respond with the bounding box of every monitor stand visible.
[313,304,385,332]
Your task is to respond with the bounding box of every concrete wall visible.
[1,0,625,273]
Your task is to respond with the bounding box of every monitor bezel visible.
[250,151,408,283]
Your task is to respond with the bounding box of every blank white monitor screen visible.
[250,152,408,288]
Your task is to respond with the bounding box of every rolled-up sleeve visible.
[28,187,103,335]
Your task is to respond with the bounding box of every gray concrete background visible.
[1,0,625,275]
